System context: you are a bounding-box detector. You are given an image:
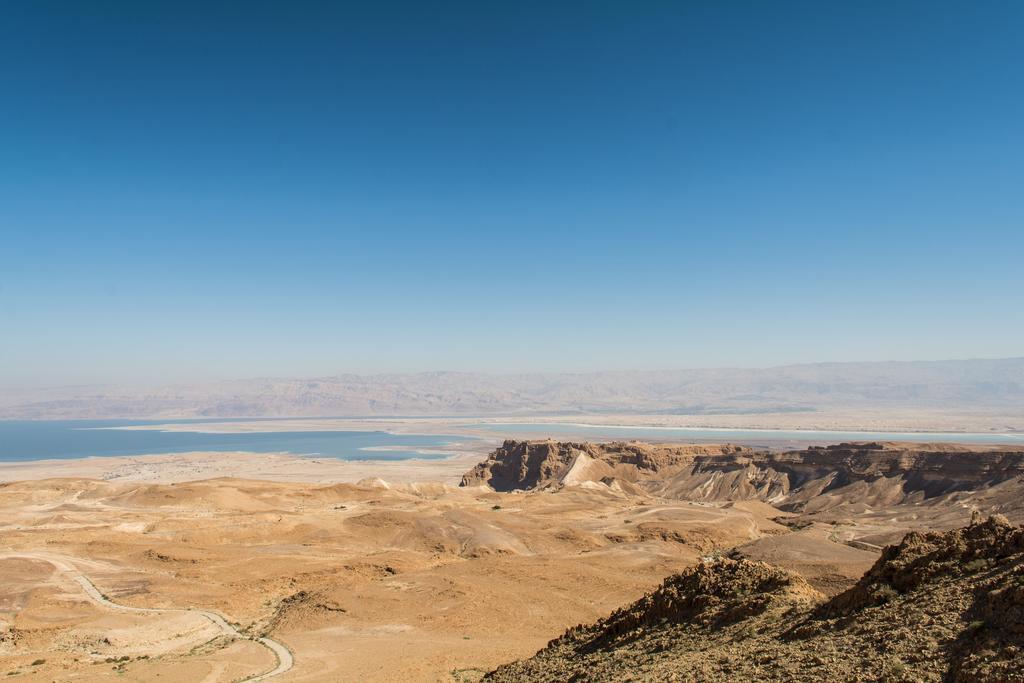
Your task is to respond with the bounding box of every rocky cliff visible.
[459,439,753,491]
[461,440,1024,513]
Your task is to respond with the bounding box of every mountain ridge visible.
[3,357,1023,420]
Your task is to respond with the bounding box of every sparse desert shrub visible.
[872,584,899,604]
[883,656,907,678]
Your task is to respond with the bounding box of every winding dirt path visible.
[0,552,293,681]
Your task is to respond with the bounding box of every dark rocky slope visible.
[486,516,1024,682]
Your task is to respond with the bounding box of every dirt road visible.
[0,552,294,681]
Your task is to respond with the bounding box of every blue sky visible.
[2,1,1022,387]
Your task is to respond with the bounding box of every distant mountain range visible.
[1,357,1022,421]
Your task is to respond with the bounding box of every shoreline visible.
[471,420,1024,438]
[81,416,1023,446]
[0,449,491,485]
[2,417,1021,476]
[15,409,1017,435]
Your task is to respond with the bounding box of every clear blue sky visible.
[2,1,1022,388]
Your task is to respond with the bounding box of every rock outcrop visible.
[462,440,1024,513]
[459,440,753,491]
[486,517,1024,682]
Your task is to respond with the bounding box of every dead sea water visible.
[0,420,470,462]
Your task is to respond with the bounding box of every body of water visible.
[0,420,469,462]
[3,419,1020,463]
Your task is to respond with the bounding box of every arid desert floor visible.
[0,475,786,681]
[2,437,1022,681]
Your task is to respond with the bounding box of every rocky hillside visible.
[459,440,752,491]
[462,440,1024,513]
[485,516,1024,682]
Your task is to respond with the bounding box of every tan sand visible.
[0,450,490,485]
[0,476,764,681]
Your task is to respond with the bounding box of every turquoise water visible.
[3,419,1018,463]
[468,422,1023,447]
[0,420,469,462]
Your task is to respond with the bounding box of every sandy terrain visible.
[3,438,1022,681]
[0,475,782,681]
[0,450,490,486]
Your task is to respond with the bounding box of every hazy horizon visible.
[3,356,1021,423]
[3,2,1023,388]
[1,353,1023,391]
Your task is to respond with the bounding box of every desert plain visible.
[1,425,1023,682]
[0,463,771,680]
